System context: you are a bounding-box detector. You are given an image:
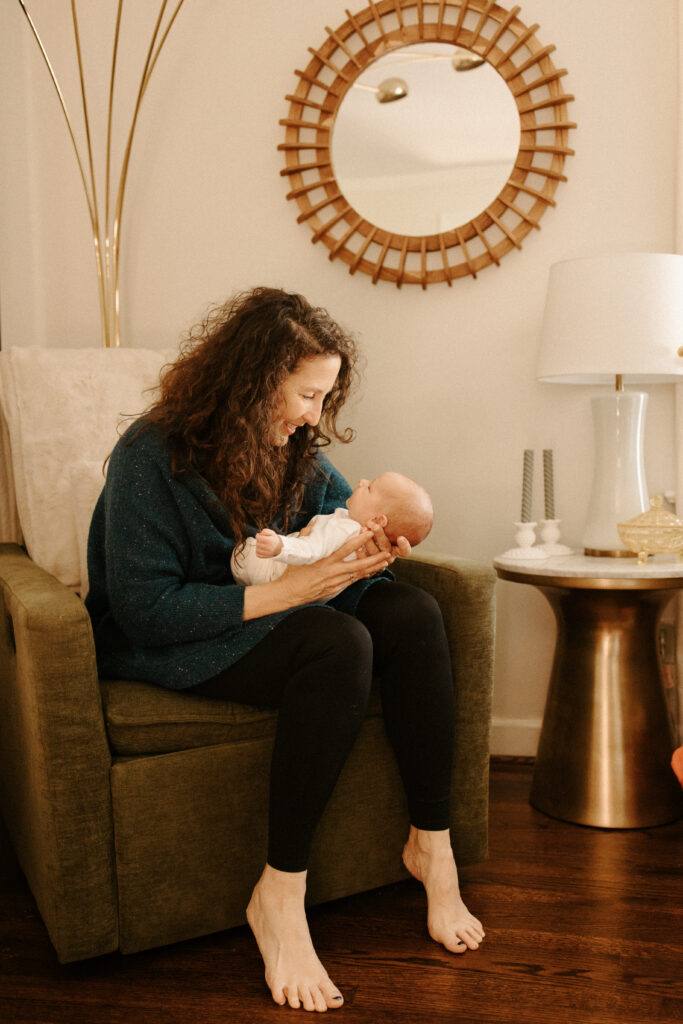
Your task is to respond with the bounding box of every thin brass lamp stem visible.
[17,0,186,348]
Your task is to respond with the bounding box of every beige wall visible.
[1,0,680,753]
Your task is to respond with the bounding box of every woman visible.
[86,287,484,1013]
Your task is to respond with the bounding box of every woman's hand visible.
[278,529,391,605]
[242,529,389,620]
[362,516,412,562]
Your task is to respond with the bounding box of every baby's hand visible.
[255,529,283,558]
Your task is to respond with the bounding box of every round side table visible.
[494,552,683,829]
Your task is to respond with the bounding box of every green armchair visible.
[0,346,495,964]
[0,543,495,963]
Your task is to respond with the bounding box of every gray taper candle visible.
[521,449,534,522]
[543,449,555,520]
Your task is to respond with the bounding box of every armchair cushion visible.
[101,679,385,757]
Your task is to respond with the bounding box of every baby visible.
[230,472,433,586]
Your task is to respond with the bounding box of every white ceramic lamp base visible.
[583,391,649,556]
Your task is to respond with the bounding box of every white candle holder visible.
[501,521,548,559]
[538,519,573,555]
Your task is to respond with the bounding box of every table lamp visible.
[537,253,683,556]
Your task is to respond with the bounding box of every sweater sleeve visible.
[100,431,246,648]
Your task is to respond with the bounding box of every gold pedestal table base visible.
[495,555,683,829]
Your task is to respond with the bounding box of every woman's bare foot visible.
[402,826,485,954]
[246,865,344,1012]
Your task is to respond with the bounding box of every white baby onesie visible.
[230,507,361,586]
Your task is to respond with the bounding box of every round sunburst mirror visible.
[279,0,576,288]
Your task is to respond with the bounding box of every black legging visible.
[191,582,455,872]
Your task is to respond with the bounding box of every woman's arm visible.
[243,530,389,620]
[98,431,247,646]
[99,438,395,641]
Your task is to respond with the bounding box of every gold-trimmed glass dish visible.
[618,495,683,564]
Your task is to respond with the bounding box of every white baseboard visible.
[490,716,542,758]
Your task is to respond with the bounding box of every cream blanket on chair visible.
[0,346,175,596]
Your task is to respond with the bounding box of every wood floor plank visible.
[1,763,681,1023]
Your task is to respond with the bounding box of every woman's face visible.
[271,354,342,446]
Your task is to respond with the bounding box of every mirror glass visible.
[331,43,521,236]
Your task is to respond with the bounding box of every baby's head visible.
[345,472,433,547]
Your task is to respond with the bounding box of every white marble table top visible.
[493,551,683,581]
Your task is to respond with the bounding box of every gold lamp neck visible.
[615,374,624,391]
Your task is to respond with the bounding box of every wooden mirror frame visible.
[279,0,576,288]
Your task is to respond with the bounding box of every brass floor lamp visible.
[16,0,187,348]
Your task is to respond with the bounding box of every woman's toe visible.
[322,980,344,1009]
[284,986,301,1009]
[312,987,330,1012]
[301,987,317,1012]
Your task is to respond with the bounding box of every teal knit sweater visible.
[85,422,388,690]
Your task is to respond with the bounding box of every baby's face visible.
[346,474,398,524]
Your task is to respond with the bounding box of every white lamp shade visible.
[537,253,683,384]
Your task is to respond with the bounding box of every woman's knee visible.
[286,607,374,694]
[397,584,442,626]
[364,582,444,634]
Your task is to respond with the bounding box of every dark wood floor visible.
[1,762,681,1024]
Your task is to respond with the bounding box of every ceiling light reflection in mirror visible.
[331,43,520,236]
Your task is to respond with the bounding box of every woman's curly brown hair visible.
[139,287,359,545]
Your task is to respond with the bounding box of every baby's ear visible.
[372,513,388,528]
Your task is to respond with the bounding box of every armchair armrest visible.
[393,551,496,861]
[0,543,118,962]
